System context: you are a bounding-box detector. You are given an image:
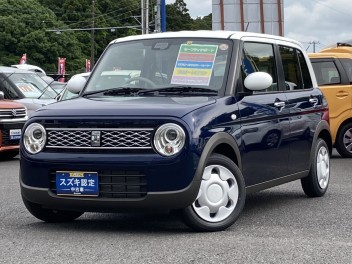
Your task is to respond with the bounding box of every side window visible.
[0,75,19,99]
[340,59,352,82]
[242,42,278,92]
[311,61,340,86]
[279,46,313,90]
[297,50,313,88]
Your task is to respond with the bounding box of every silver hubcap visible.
[317,145,330,189]
[343,128,352,153]
[192,165,239,223]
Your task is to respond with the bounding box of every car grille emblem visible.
[11,109,17,117]
[91,131,101,147]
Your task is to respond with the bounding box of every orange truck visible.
[0,92,27,159]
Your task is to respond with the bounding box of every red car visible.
[0,92,27,160]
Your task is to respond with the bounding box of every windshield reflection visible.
[8,73,57,99]
[84,38,232,96]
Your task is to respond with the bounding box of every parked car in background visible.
[11,64,46,76]
[0,92,27,160]
[21,31,331,231]
[41,76,67,93]
[0,67,57,116]
[57,72,90,101]
[309,43,352,158]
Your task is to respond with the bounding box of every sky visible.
[165,0,352,53]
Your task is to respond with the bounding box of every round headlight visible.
[154,123,185,156]
[23,123,46,154]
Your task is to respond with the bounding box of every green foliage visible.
[0,0,211,74]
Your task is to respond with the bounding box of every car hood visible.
[0,99,25,109]
[16,98,56,109]
[33,96,217,118]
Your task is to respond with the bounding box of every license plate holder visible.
[56,171,99,196]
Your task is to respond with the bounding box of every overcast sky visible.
[165,0,352,52]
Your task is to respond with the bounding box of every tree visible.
[0,0,83,73]
[166,0,193,31]
[0,0,212,75]
[192,14,212,30]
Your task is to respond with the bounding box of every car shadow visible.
[25,187,315,234]
[26,211,192,234]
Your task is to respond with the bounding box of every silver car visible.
[0,66,57,115]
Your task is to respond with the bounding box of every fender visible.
[193,132,242,183]
[309,120,332,166]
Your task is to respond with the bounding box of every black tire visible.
[181,154,246,232]
[335,122,352,158]
[22,195,84,222]
[301,138,330,197]
[0,151,19,161]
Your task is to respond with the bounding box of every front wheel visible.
[22,195,84,222]
[335,122,352,158]
[181,154,246,232]
[301,138,330,197]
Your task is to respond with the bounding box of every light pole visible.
[91,0,95,67]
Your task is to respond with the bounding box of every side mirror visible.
[0,91,4,100]
[66,76,86,94]
[244,72,273,91]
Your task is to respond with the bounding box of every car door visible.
[236,40,290,186]
[310,58,352,140]
[278,44,324,174]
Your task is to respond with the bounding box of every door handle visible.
[336,91,349,98]
[274,101,286,108]
[309,98,318,106]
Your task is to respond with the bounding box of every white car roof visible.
[0,66,39,74]
[111,30,302,48]
[11,64,46,75]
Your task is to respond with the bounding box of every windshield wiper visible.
[137,86,218,96]
[83,87,146,97]
[37,84,58,99]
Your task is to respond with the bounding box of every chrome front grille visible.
[0,108,27,120]
[102,130,151,148]
[48,130,91,148]
[46,128,153,149]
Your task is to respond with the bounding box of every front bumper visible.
[20,177,200,212]
[0,145,19,152]
[0,121,24,152]
[20,149,202,211]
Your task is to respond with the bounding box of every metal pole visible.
[277,0,283,36]
[219,0,224,30]
[155,0,161,32]
[161,0,166,32]
[141,0,145,34]
[145,0,149,34]
[91,0,95,67]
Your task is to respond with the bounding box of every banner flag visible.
[19,54,27,64]
[85,59,91,72]
[58,57,66,82]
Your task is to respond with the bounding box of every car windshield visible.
[83,38,232,96]
[8,73,57,99]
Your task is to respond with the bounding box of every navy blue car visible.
[20,31,332,231]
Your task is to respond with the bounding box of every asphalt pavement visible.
[0,151,351,263]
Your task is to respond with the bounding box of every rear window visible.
[279,46,313,90]
[340,58,352,82]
